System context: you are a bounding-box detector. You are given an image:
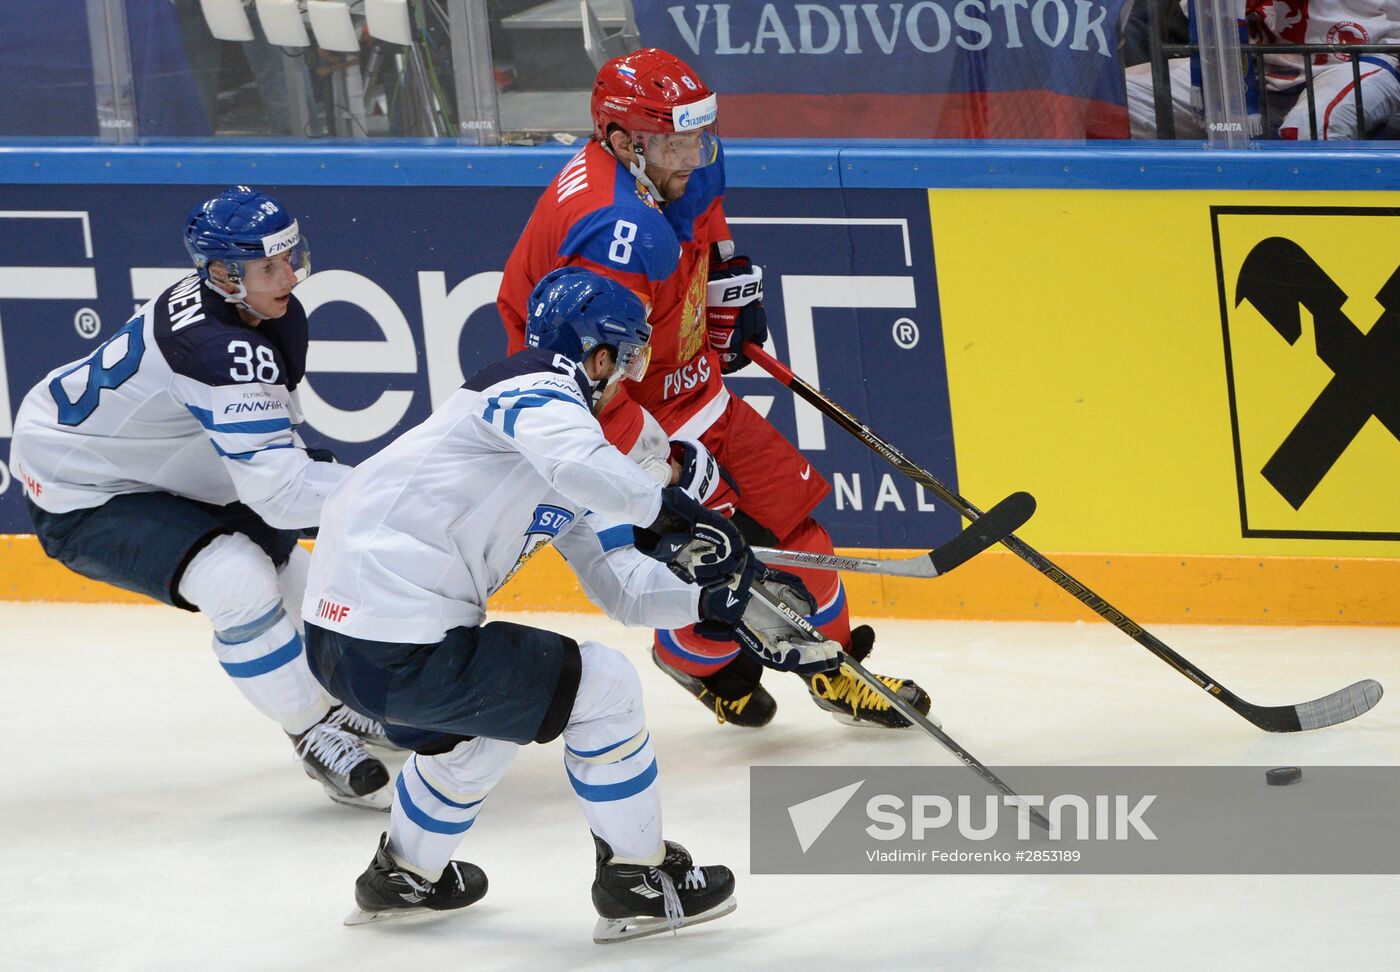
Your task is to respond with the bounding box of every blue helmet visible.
[183,186,310,305]
[526,267,652,403]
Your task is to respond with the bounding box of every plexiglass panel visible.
[0,0,1395,143]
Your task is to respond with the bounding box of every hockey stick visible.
[754,490,1036,579]
[747,585,1051,831]
[742,341,1383,733]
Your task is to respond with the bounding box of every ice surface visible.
[2,602,1397,971]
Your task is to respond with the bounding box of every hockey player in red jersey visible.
[498,49,931,730]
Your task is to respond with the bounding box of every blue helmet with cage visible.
[183,186,310,314]
[526,267,652,408]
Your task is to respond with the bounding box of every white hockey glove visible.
[695,559,841,676]
[670,438,740,516]
[706,255,766,375]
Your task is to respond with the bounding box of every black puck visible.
[1266,766,1302,786]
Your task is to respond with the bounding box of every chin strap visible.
[591,367,627,413]
[628,154,666,204]
[578,355,628,415]
[202,277,270,321]
[602,137,666,203]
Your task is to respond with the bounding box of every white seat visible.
[307,0,361,53]
[365,0,413,47]
[255,0,311,48]
[197,0,255,42]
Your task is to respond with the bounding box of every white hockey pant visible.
[178,533,331,734]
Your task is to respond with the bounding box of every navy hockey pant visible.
[303,621,582,753]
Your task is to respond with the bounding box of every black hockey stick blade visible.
[752,491,1035,579]
[929,491,1036,575]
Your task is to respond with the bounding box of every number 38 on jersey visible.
[228,340,280,383]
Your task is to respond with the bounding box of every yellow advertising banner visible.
[931,190,1400,561]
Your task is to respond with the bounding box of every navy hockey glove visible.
[706,256,766,375]
[635,486,746,586]
[693,558,766,656]
[695,553,758,632]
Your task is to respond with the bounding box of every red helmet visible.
[592,49,718,165]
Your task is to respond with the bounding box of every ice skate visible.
[591,834,736,944]
[344,833,487,926]
[805,625,937,729]
[324,703,399,751]
[289,713,391,811]
[652,647,776,727]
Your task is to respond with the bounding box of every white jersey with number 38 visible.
[10,274,344,529]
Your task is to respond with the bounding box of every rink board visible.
[4,536,1396,626]
[0,144,1396,622]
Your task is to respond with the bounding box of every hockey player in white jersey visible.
[302,266,839,942]
[9,186,392,810]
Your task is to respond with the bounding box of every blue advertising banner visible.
[633,0,1131,137]
[0,182,958,550]
[0,0,210,138]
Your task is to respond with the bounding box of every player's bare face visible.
[644,160,693,202]
[642,133,704,200]
[240,253,301,318]
[212,253,300,322]
[610,129,710,202]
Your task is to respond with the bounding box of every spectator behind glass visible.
[1125,0,1399,139]
[171,0,325,136]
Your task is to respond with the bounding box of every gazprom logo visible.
[673,95,717,131]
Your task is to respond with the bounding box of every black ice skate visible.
[591,834,736,944]
[344,832,488,926]
[652,647,776,727]
[324,703,399,751]
[289,712,391,811]
[804,625,938,729]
